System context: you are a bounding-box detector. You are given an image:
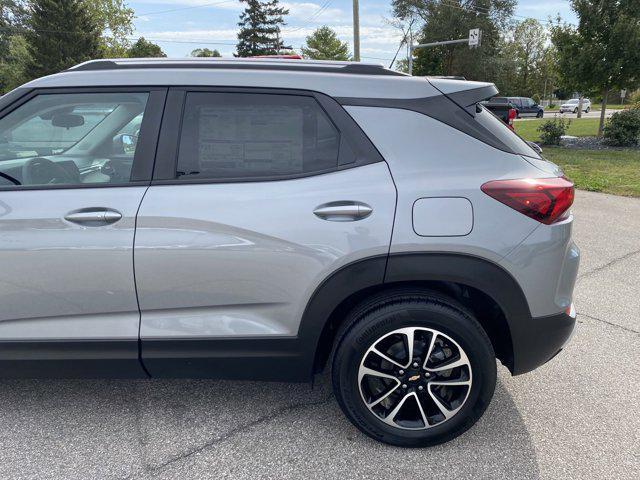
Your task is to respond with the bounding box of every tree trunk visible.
[577,95,583,119]
[598,89,609,137]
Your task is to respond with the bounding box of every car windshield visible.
[566,99,579,104]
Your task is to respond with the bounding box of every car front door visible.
[134,88,397,380]
[0,88,165,377]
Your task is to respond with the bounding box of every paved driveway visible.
[1,191,638,480]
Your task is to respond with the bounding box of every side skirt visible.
[140,337,310,382]
[0,339,148,379]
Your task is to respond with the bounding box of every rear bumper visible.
[511,305,577,375]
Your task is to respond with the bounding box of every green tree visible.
[393,0,516,81]
[25,0,101,79]
[511,19,547,95]
[0,34,30,92]
[84,0,135,57]
[191,48,221,57]
[127,37,166,58]
[236,0,289,57]
[1,0,28,92]
[552,1,640,135]
[301,26,350,60]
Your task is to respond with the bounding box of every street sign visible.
[469,29,481,47]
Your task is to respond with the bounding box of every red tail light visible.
[481,177,574,225]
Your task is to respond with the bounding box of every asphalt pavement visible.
[0,190,639,480]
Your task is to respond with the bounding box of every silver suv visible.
[0,59,579,447]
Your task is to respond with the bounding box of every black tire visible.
[586,107,590,113]
[573,107,578,114]
[537,110,544,118]
[331,289,496,447]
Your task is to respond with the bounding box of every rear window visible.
[474,105,541,159]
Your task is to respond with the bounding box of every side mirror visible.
[527,141,543,155]
[51,113,84,128]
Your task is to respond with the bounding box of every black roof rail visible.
[69,60,404,77]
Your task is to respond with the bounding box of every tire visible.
[331,289,496,447]
[537,110,544,118]
[573,108,578,114]
[586,107,590,113]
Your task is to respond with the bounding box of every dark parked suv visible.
[508,97,544,118]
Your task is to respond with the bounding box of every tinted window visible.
[475,105,541,158]
[0,92,149,188]
[176,92,340,180]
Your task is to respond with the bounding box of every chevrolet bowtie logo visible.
[408,374,420,382]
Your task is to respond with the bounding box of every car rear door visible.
[0,88,165,377]
[134,88,396,380]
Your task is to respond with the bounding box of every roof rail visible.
[68,59,404,77]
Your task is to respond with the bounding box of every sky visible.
[128,0,579,64]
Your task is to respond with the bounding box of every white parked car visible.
[559,98,591,114]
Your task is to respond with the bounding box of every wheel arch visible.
[299,253,532,376]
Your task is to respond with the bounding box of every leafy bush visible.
[537,117,571,145]
[532,93,541,105]
[603,109,640,146]
[549,103,557,109]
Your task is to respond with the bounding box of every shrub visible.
[532,93,541,105]
[603,109,640,146]
[537,117,570,145]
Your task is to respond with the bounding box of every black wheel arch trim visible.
[299,252,566,378]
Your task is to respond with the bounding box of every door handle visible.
[64,208,122,226]
[313,201,373,222]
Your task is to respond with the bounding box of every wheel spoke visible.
[422,331,438,370]
[414,393,430,428]
[358,366,398,383]
[370,347,405,369]
[428,379,471,387]
[382,391,412,426]
[367,382,401,407]
[400,327,415,368]
[425,349,470,372]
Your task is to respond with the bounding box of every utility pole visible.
[352,0,360,61]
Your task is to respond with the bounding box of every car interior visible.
[0,93,147,188]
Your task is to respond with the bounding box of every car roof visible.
[19,58,495,102]
[20,58,437,100]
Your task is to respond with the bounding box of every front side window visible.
[0,92,149,188]
[176,92,340,181]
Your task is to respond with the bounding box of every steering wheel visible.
[21,157,76,186]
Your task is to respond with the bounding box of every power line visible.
[286,1,333,33]
[137,1,236,17]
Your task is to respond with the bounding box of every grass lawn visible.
[543,147,640,197]
[514,118,601,142]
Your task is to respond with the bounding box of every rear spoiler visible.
[426,77,498,116]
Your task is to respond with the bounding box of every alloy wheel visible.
[358,327,472,430]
